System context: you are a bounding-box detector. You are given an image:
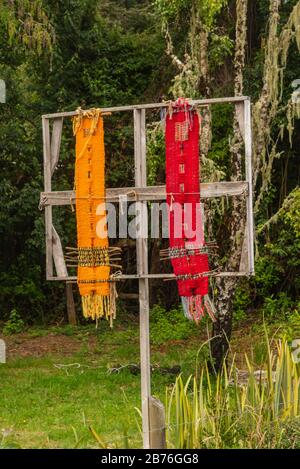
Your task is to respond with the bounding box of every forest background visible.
[0,0,300,363]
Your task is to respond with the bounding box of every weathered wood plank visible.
[134,108,151,450]
[244,99,255,275]
[239,230,249,272]
[48,272,251,282]
[42,117,53,279]
[40,181,249,207]
[0,339,6,363]
[235,102,245,142]
[149,397,166,449]
[42,96,250,119]
[51,117,63,175]
[52,225,68,277]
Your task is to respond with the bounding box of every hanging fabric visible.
[73,108,120,326]
[163,98,216,323]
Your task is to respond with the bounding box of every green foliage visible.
[0,0,299,332]
[281,309,300,343]
[146,123,165,185]
[282,187,300,237]
[3,309,24,335]
[150,304,200,345]
[253,186,300,316]
[209,33,233,68]
[0,0,55,55]
[166,337,300,449]
[261,292,295,319]
[0,0,166,325]
[232,285,250,322]
[155,0,227,29]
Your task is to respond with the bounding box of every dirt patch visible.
[0,332,98,359]
[0,319,271,364]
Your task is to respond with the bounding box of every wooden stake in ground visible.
[66,282,77,326]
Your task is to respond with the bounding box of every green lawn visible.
[0,317,205,448]
[1,312,294,449]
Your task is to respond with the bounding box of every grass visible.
[166,335,300,449]
[1,312,300,448]
[0,315,207,448]
[0,357,142,448]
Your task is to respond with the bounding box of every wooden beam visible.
[42,96,250,119]
[51,117,63,175]
[149,397,166,449]
[42,117,53,279]
[235,102,245,142]
[52,225,68,277]
[134,108,151,450]
[244,99,255,275]
[239,230,249,272]
[48,272,251,282]
[40,181,249,207]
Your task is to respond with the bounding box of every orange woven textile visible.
[74,110,111,322]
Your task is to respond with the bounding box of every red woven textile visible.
[165,99,212,321]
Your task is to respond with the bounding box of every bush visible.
[261,292,294,319]
[150,304,200,345]
[2,309,24,335]
[232,284,251,322]
[166,336,300,449]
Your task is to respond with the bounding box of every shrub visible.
[150,304,201,345]
[166,336,300,449]
[2,309,24,335]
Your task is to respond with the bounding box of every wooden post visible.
[0,339,6,364]
[149,397,166,449]
[235,102,245,142]
[66,282,77,325]
[52,226,68,277]
[42,117,53,279]
[134,108,151,449]
[244,99,255,275]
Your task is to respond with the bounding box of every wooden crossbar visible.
[40,181,248,207]
[42,96,250,119]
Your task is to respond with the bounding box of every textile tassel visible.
[73,108,115,325]
[181,296,192,320]
[165,98,216,323]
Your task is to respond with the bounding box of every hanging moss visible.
[253,0,300,215]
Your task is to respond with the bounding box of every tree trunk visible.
[210,277,235,372]
[210,0,248,372]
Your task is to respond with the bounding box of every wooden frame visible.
[40,96,254,448]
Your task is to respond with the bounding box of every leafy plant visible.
[166,336,300,448]
[232,285,251,322]
[150,304,201,345]
[3,309,24,335]
[262,292,295,319]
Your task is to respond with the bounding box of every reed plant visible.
[166,337,300,448]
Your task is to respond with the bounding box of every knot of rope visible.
[38,194,47,211]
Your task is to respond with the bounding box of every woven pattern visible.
[74,111,112,322]
[165,99,215,322]
[78,247,110,268]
